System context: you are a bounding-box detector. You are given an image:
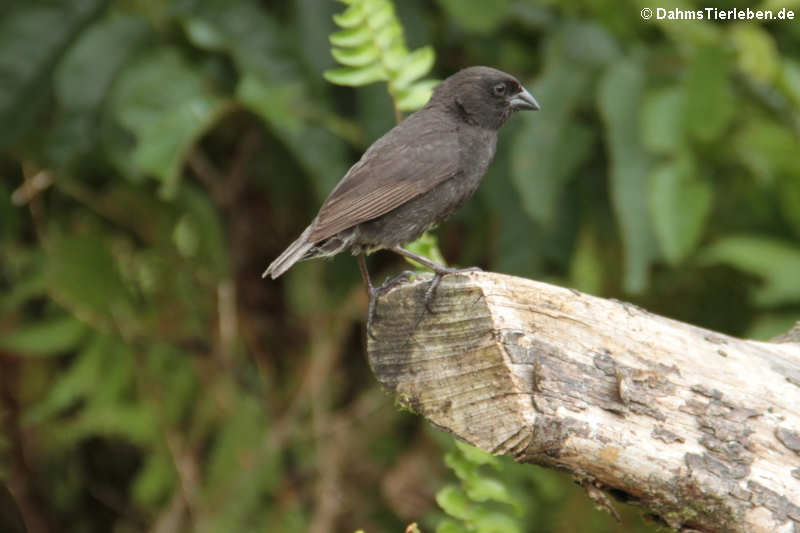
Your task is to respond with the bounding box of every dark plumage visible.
[264,66,539,327]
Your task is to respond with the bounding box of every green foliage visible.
[1,0,799,531]
[325,0,438,114]
[598,57,658,293]
[436,441,523,533]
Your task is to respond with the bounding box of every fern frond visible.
[324,0,438,115]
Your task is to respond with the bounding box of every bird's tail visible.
[262,224,315,279]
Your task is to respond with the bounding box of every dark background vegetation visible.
[1,0,799,531]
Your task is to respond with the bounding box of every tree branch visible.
[366,272,800,533]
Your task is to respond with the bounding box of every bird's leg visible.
[390,246,481,313]
[359,255,417,338]
[357,254,379,339]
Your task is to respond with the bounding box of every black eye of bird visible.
[493,83,506,96]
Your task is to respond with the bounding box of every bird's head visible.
[429,66,539,130]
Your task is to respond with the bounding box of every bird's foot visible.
[424,266,482,313]
[367,270,417,339]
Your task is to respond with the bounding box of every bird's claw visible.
[423,266,481,314]
[366,270,417,339]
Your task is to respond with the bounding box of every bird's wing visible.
[309,120,459,243]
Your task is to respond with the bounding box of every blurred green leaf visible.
[471,510,523,533]
[733,118,800,184]
[641,86,685,155]
[0,316,88,357]
[332,2,366,28]
[746,314,800,341]
[131,449,176,508]
[330,25,373,48]
[0,0,108,148]
[435,0,512,34]
[55,14,149,113]
[0,272,46,315]
[730,25,779,82]
[699,236,800,306]
[184,0,350,197]
[186,0,299,82]
[569,225,604,295]
[174,185,228,277]
[598,57,657,293]
[683,46,734,142]
[465,476,516,506]
[649,156,712,264]
[237,74,349,199]
[510,64,593,226]
[454,440,499,467]
[779,176,800,238]
[405,232,447,267]
[391,47,435,89]
[395,78,439,111]
[554,22,621,69]
[48,13,150,167]
[437,519,470,533]
[511,23,615,227]
[183,18,227,50]
[444,451,475,481]
[436,485,474,521]
[780,58,800,109]
[44,233,136,327]
[24,332,107,423]
[109,48,227,197]
[330,43,381,68]
[324,63,388,85]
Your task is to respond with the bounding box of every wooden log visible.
[366,271,800,533]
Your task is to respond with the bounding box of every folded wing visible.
[309,119,459,243]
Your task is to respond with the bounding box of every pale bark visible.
[366,272,800,533]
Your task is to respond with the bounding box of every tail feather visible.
[263,225,315,279]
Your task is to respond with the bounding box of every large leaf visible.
[0,316,88,357]
[184,0,299,82]
[47,14,149,167]
[55,15,150,113]
[510,23,617,227]
[641,86,686,155]
[108,48,227,197]
[699,236,800,306]
[185,0,349,198]
[683,46,734,142]
[649,156,712,264]
[598,58,658,293]
[0,0,108,148]
[510,62,594,226]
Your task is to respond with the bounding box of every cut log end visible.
[367,271,800,533]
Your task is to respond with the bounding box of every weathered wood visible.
[366,271,800,533]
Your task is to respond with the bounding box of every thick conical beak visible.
[510,87,540,111]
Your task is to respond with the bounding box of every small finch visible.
[264,66,539,331]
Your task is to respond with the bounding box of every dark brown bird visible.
[263,66,539,328]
